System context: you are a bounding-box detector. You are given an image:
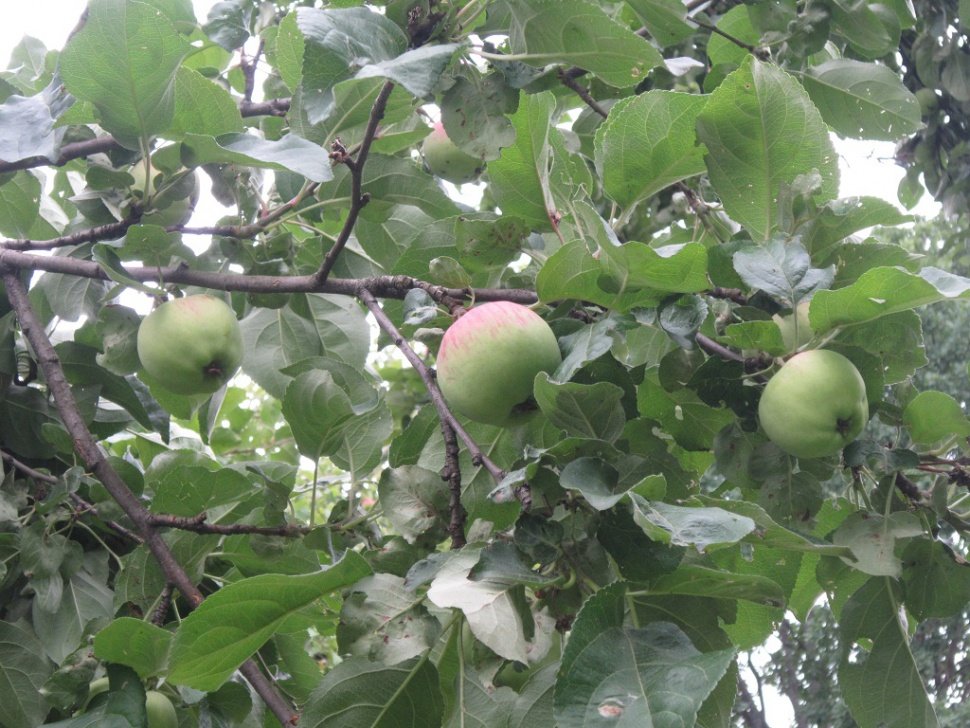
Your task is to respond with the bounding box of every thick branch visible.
[315,81,396,285]
[441,421,468,549]
[1,271,298,726]
[0,248,539,304]
[2,216,140,251]
[358,288,506,484]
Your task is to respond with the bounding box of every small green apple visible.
[420,122,484,184]
[436,301,562,426]
[130,161,199,227]
[137,294,243,395]
[758,349,869,459]
[146,690,178,728]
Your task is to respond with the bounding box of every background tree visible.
[1,1,970,727]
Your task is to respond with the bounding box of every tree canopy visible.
[0,1,969,727]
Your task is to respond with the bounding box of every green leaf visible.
[377,466,450,544]
[181,132,333,182]
[828,0,898,59]
[298,655,443,728]
[534,373,626,441]
[624,0,694,47]
[60,0,190,148]
[629,495,756,550]
[357,44,461,99]
[903,390,970,444]
[240,294,370,398]
[168,551,371,691]
[554,620,736,727]
[169,66,243,138]
[0,620,51,728]
[832,511,924,577]
[559,457,632,510]
[733,238,834,303]
[707,6,760,68]
[427,549,541,664]
[637,376,735,451]
[336,574,441,663]
[440,74,518,162]
[144,450,253,516]
[800,60,921,141]
[93,618,172,679]
[594,91,707,208]
[0,90,65,164]
[0,171,41,238]
[901,539,970,620]
[648,565,786,607]
[487,92,559,230]
[203,0,250,50]
[505,0,662,87]
[839,579,940,728]
[445,664,516,728]
[696,56,839,241]
[598,241,711,297]
[296,6,407,124]
[810,266,970,331]
[801,196,912,261]
[837,310,927,384]
[282,370,356,459]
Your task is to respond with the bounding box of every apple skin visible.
[436,302,562,426]
[137,294,243,395]
[420,122,484,184]
[146,690,178,728]
[758,349,869,459]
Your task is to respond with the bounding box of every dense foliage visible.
[1,0,969,726]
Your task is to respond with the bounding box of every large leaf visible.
[0,620,51,728]
[800,59,921,141]
[505,0,663,87]
[167,552,371,690]
[60,0,190,148]
[696,56,839,240]
[298,655,443,728]
[839,579,940,728]
[555,619,736,727]
[595,91,707,208]
[92,618,172,679]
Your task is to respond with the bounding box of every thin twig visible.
[0,270,299,727]
[2,216,141,251]
[148,512,311,537]
[358,288,507,485]
[557,69,608,118]
[315,81,396,285]
[152,583,175,626]
[696,332,744,363]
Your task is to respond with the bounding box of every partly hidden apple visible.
[758,348,869,459]
[436,301,562,426]
[420,122,484,185]
[137,294,243,395]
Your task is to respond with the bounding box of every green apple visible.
[772,300,814,352]
[130,161,199,227]
[436,301,562,426]
[758,349,869,459]
[420,122,484,184]
[137,294,243,395]
[146,690,178,728]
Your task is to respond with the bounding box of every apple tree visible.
[0,0,967,726]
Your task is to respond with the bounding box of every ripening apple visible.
[436,302,562,426]
[758,349,869,459]
[137,294,243,395]
[420,122,484,184]
[145,690,178,728]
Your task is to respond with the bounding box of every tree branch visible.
[0,248,539,304]
[315,81,396,285]
[358,288,507,486]
[148,512,311,537]
[696,332,744,363]
[0,270,299,727]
